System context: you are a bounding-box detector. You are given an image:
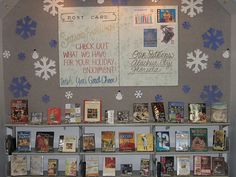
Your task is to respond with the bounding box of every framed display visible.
[83,100,102,123]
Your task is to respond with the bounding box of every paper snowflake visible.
[186,49,208,74]
[112,0,128,5]
[134,90,143,98]
[18,52,26,61]
[182,85,191,93]
[214,61,222,69]
[155,94,163,102]
[43,0,64,16]
[200,85,223,105]
[2,50,11,58]
[65,91,73,99]
[151,0,160,2]
[34,56,56,80]
[181,0,203,18]
[202,28,224,51]
[49,39,58,48]
[9,76,31,98]
[16,16,37,39]
[42,94,50,103]
[182,21,191,29]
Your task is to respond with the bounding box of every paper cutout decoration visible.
[182,85,191,94]
[182,21,191,29]
[43,0,64,16]
[214,61,222,69]
[65,91,73,99]
[134,90,143,99]
[32,49,39,59]
[2,50,11,58]
[222,49,230,59]
[49,39,58,48]
[18,52,26,61]
[202,28,224,51]
[181,0,203,18]
[155,94,163,102]
[42,94,50,103]
[116,90,123,101]
[9,76,31,98]
[16,16,37,39]
[200,85,223,105]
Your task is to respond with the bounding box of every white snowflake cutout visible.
[34,56,56,80]
[134,90,143,98]
[116,90,123,101]
[2,50,11,58]
[181,0,203,18]
[43,0,64,16]
[97,0,105,4]
[65,91,73,99]
[186,49,208,74]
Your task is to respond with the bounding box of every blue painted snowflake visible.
[18,52,26,61]
[182,85,191,93]
[214,60,222,69]
[49,39,58,48]
[155,94,163,102]
[9,76,31,98]
[16,16,37,39]
[112,0,128,5]
[202,28,224,51]
[200,85,223,105]
[182,21,191,29]
[42,94,50,103]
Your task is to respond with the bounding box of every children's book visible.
[82,133,95,151]
[58,135,64,152]
[47,107,61,125]
[160,156,174,176]
[193,156,211,176]
[190,128,208,151]
[48,159,58,176]
[213,129,226,151]
[35,131,54,152]
[151,102,166,122]
[168,101,184,123]
[156,131,170,151]
[65,158,77,176]
[211,102,227,123]
[103,157,116,176]
[62,136,77,152]
[175,130,189,151]
[101,131,116,152]
[212,157,226,175]
[121,164,133,176]
[65,103,81,124]
[176,156,191,176]
[30,112,43,124]
[30,155,44,175]
[188,103,207,123]
[11,155,27,176]
[85,156,99,177]
[117,110,129,123]
[119,132,135,152]
[17,131,31,152]
[140,158,150,176]
[137,133,153,152]
[10,99,28,124]
[133,103,149,122]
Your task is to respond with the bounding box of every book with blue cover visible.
[17,131,31,152]
[156,131,170,151]
[168,101,184,123]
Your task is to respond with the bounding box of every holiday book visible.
[190,128,208,151]
[119,132,135,152]
[101,131,116,152]
[16,131,31,152]
[156,131,170,151]
[137,133,153,152]
[168,101,184,123]
[35,131,54,152]
[10,99,28,124]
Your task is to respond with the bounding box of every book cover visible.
[11,155,27,176]
[190,128,208,151]
[213,129,226,151]
[188,103,207,123]
[58,135,64,152]
[137,133,153,152]
[140,158,150,176]
[156,131,170,151]
[16,131,31,152]
[10,99,28,124]
[103,157,116,176]
[65,103,81,124]
[101,131,116,152]
[30,155,44,175]
[193,156,211,176]
[212,157,226,175]
[151,102,166,122]
[133,103,149,123]
[30,112,43,124]
[35,132,54,152]
[211,102,227,123]
[47,107,61,125]
[82,133,95,151]
[160,156,174,176]
[62,136,77,152]
[121,164,133,176]
[117,110,129,123]
[85,156,99,177]
[176,156,191,176]
[168,101,184,123]
[48,159,58,176]
[119,132,135,152]
[65,158,77,176]
[175,130,189,152]
[105,110,115,124]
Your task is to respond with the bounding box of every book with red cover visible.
[10,99,28,124]
[35,132,54,152]
[193,156,211,176]
[119,132,135,152]
[47,108,61,124]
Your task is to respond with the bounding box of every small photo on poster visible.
[144,29,157,47]
[160,25,175,44]
[157,9,176,23]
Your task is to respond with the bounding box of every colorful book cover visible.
[65,158,77,176]
[160,156,174,176]
[10,99,28,124]
[212,157,226,175]
[188,103,207,123]
[62,136,77,152]
[17,131,31,152]
[151,102,166,122]
[85,156,99,177]
[82,133,95,151]
[211,102,227,123]
[156,131,170,151]
[176,156,191,176]
[103,157,116,176]
[65,103,81,124]
[119,132,135,152]
[133,103,149,123]
[140,158,150,176]
[30,112,43,124]
[190,128,208,151]
[35,132,54,152]
[168,101,184,123]
[101,131,116,152]
[117,110,129,123]
[213,129,226,151]
[30,156,44,175]
[11,155,27,176]
[137,133,153,152]
[175,130,189,151]
[121,164,133,176]
[58,135,64,152]
[193,156,211,176]
[48,159,58,176]
[47,107,61,125]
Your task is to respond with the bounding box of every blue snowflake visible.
[202,28,224,51]
[16,16,37,39]
[182,85,191,94]
[9,76,31,98]
[49,39,58,48]
[214,60,222,69]
[112,0,128,5]
[182,21,191,30]
[42,94,50,103]
[18,52,26,61]
[155,94,163,102]
[200,85,223,105]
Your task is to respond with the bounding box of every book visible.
[117,110,129,123]
[58,135,64,152]
[156,131,170,151]
[101,131,116,152]
[64,103,81,124]
[133,103,149,122]
[47,107,61,125]
[190,128,208,151]
[176,156,191,176]
[151,102,166,122]
[213,129,226,151]
[30,155,44,175]
[103,157,116,176]
[35,131,54,152]
[30,112,43,124]
[212,157,226,175]
[175,130,189,151]
[11,155,27,176]
[119,132,135,152]
[140,158,150,176]
[105,110,115,124]
[16,131,31,152]
[168,101,184,123]
[65,158,77,176]
[160,156,174,176]
[10,99,28,124]
[48,159,58,176]
[62,136,77,152]
[121,164,133,176]
[188,103,207,123]
[193,156,211,176]
[82,133,95,151]
[85,156,99,177]
[137,133,153,152]
[211,102,227,123]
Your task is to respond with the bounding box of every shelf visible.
[12,148,79,155]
